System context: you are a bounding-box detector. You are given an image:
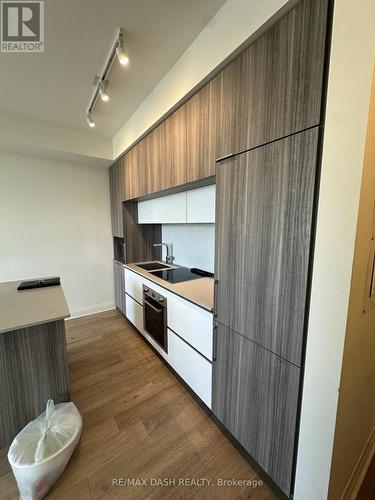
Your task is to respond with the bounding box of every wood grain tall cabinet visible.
[212,0,330,497]
[109,160,124,238]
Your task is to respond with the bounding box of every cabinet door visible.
[215,0,328,158]
[138,192,187,224]
[215,128,318,366]
[212,323,300,496]
[109,160,124,237]
[168,329,212,408]
[114,261,126,314]
[185,83,216,182]
[186,185,215,223]
[123,144,147,200]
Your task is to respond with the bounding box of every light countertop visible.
[0,279,70,334]
[123,261,214,312]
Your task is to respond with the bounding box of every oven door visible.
[143,296,167,352]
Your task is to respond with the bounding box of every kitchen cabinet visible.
[125,293,144,333]
[185,83,216,182]
[123,144,147,200]
[124,268,144,304]
[123,201,162,263]
[215,0,328,158]
[186,185,215,223]
[215,128,319,366]
[212,323,300,497]
[124,267,213,406]
[114,260,126,315]
[137,185,216,225]
[119,0,328,199]
[109,160,124,237]
[168,328,212,408]
[138,192,186,224]
[167,293,213,360]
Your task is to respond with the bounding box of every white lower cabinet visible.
[124,268,144,304]
[124,267,213,407]
[167,329,212,408]
[168,295,213,360]
[125,293,144,332]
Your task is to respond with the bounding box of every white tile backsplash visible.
[161,224,215,273]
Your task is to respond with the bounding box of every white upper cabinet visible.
[186,185,215,223]
[138,185,215,224]
[138,192,186,224]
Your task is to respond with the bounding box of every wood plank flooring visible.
[0,309,276,500]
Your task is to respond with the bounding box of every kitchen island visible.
[0,279,70,447]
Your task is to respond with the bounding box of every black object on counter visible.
[151,267,214,284]
[18,277,61,291]
[191,268,214,278]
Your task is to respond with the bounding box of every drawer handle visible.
[213,279,218,318]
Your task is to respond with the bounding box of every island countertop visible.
[0,279,70,334]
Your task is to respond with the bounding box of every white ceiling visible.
[0,0,226,139]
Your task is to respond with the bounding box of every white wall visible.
[162,224,215,273]
[328,63,375,500]
[293,1,375,499]
[112,0,294,158]
[0,109,113,162]
[0,151,114,316]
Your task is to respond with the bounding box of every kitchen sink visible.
[136,262,171,271]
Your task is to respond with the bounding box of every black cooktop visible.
[151,267,214,284]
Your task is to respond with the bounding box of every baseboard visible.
[66,302,116,319]
[341,425,375,500]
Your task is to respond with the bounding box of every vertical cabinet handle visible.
[212,324,218,362]
[213,279,219,319]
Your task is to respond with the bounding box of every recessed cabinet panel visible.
[186,185,215,223]
[212,324,299,496]
[215,0,328,158]
[215,128,319,366]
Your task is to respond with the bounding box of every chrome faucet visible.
[153,243,174,264]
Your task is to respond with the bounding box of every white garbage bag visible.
[8,400,82,500]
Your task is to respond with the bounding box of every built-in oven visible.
[143,285,168,353]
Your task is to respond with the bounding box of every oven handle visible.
[144,298,163,314]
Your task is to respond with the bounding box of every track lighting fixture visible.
[86,112,95,128]
[85,28,129,127]
[116,32,129,66]
[94,77,110,102]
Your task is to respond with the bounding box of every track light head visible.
[98,80,109,102]
[86,112,95,128]
[116,34,129,66]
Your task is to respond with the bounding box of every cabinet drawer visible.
[168,295,213,360]
[168,329,212,408]
[125,294,144,333]
[124,269,143,304]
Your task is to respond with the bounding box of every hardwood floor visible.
[0,309,276,500]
